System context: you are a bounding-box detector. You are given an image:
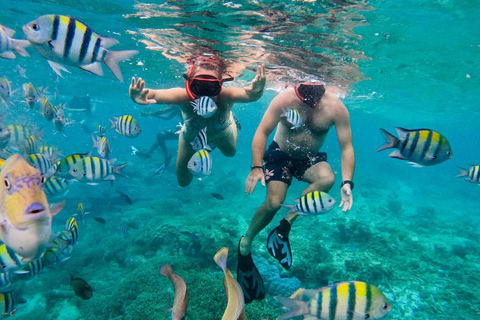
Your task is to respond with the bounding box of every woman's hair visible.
[187,52,227,77]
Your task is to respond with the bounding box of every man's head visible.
[295,83,326,108]
[184,53,232,99]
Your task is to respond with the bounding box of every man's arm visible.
[334,101,355,211]
[224,64,266,103]
[245,91,286,194]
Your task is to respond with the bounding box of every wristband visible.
[251,165,263,170]
[341,180,354,190]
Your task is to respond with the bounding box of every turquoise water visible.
[1,0,480,319]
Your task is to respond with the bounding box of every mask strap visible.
[185,64,196,100]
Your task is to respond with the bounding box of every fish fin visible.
[288,288,305,300]
[213,247,228,272]
[0,51,16,59]
[104,50,139,82]
[103,175,115,181]
[92,135,98,148]
[49,201,66,216]
[47,60,71,77]
[456,167,468,178]
[1,26,15,37]
[388,150,405,160]
[113,162,129,177]
[12,39,30,57]
[395,127,409,139]
[99,36,119,49]
[281,204,298,215]
[377,128,398,152]
[80,62,104,77]
[409,162,424,168]
[87,182,99,186]
[274,296,308,320]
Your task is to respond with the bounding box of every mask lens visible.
[190,78,222,97]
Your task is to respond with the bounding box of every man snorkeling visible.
[237,83,355,303]
[129,53,266,187]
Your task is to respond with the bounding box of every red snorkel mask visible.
[184,61,233,100]
[295,83,326,108]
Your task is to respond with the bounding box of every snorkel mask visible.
[184,55,233,100]
[295,83,326,108]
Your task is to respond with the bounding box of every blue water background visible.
[1,0,480,319]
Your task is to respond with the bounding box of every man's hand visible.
[250,64,266,94]
[129,77,157,105]
[339,184,353,212]
[245,168,265,194]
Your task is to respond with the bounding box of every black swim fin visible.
[267,218,292,270]
[237,237,265,304]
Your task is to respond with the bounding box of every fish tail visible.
[12,39,30,57]
[456,167,468,178]
[104,50,139,82]
[377,128,399,152]
[91,135,98,148]
[274,296,308,320]
[160,263,173,277]
[281,204,298,215]
[109,118,116,129]
[113,162,129,177]
[213,247,228,272]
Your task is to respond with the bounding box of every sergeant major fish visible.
[0,125,11,150]
[54,152,91,177]
[0,23,30,59]
[281,108,302,129]
[275,281,391,320]
[92,135,110,158]
[377,127,453,167]
[68,156,129,183]
[191,96,218,118]
[283,191,336,215]
[0,154,65,262]
[160,263,188,320]
[109,115,141,138]
[187,149,212,177]
[23,15,138,82]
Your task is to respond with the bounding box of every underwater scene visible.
[1,0,479,319]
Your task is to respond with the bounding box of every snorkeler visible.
[129,52,265,187]
[237,83,355,303]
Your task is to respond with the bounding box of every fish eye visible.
[383,304,389,309]
[41,176,46,184]
[32,23,39,31]
[365,314,370,319]
[4,178,11,190]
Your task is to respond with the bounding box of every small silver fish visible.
[154,163,166,176]
[0,77,13,105]
[92,135,111,158]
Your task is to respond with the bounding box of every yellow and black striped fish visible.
[0,125,10,149]
[284,191,336,215]
[109,115,141,138]
[23,15,138,82]
[0,289,23,316]
[54,152,91,177]
[6,124,31,150]
[68,156,129,183]
[0,244,24,273]
[275,281,391,320]
[26,153,54,177]
[44,176,71,198]
[16,257,45,280]
[377,127,452,167]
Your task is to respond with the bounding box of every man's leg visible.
[238,180,288,303]
[176,133,196,187]
[267,162,335,269]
